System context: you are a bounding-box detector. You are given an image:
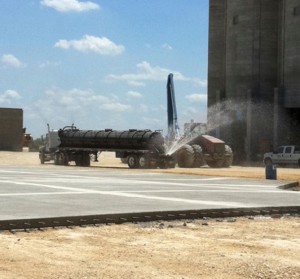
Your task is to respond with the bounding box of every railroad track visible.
[1,206,299,232]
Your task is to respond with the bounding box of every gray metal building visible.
[208,0,300,162]
[0,108,23,151]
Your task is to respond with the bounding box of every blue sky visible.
[0,0,209,138]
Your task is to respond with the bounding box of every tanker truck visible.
[51,125,175,169]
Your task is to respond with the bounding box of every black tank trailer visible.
[54,125,175,169]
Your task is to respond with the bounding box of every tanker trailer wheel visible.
[223,145,233,167]
[177,144,195,168]
[84,153,91,167]
[75,153,90,166]
[54,153,63,165]
[192,144,204,168]
[127,154,138,169]
[56,153,68,165]
[138,155,149,169]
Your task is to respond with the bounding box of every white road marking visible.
[0,189,295,197]
[0,178,279,192]
[0,167,294,211]
[0,180,257,207]
[0,192,85,196]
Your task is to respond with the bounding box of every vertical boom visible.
[167,73,180,141]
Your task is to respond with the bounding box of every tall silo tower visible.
[277,0,300,143]
[208,0,300,162]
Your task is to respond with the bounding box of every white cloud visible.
[0,90,22,104]
[185,93,207,103]
[26,88,133,135]
[106,61,206,86]
[54,35,125,56]
[36,88,131,113]
[142,117,162,126]
[137,104,148,113]
[1,54,26,68]
[39,60,61,68]
[102,103,130,112]
[127,91,143,98]
[162,43,173,50]
[41,0,100,12]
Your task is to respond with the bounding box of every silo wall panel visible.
[208,0,227,108]
[225,0,255,101]
[283,0,300,108]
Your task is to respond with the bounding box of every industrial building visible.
[0,108,23,151]
[208,0,300,162]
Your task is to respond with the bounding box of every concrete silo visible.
[208,0,300,163]
[276,0,300,145]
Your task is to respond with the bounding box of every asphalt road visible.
[0,165,299,221]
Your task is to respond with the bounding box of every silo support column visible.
[246,89,252,162]
[273,88,279,148]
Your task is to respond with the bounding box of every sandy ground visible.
[0,151,299,279]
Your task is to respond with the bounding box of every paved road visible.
[0,165,299,221]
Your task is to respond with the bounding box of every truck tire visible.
[63,153,69,166]
[83,153,90,167]
[55,152,68,166]
[177,144,195,168]
[128,154,138,169]
[75,158,82,166]
[223,145,233,167]
[138,155,149,169]
[192,144,204,167]
[75,153,90,167]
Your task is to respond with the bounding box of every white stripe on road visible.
[0,189,296,197]
[0,180,256,207]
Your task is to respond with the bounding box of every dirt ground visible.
[0,151,299,279]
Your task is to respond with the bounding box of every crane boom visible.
[167,73,180,141]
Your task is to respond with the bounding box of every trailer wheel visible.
[127,154,138,169]
[223,145,233,167]
[63,153,69,166]
[54,153,67,165]
[192,144,204,168]
[75,153,90,167]
[83,153,90,167]
[59,153,69,166]
[177,144,195,168]
[138,155,149,169]
[75,158,81,166]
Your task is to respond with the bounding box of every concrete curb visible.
[278,181,299,189]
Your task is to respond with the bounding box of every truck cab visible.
[39,126,60,164]
[263,145,300,166]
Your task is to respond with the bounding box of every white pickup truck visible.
[263,145,300,166]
